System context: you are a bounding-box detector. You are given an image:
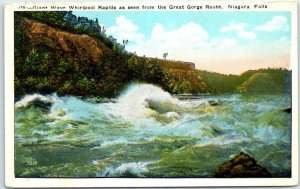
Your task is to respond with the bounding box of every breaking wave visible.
[14,83,291,177]
[15,93,60,108]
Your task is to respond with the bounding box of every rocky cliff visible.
[23,18,110,63]
[14,12,209,98]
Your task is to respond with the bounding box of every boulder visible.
[215,152,272,178]
[29,100,52,110]
[283,107,291,113]
[208,100,219,106]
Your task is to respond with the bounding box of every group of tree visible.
[198,68,291,94]
[14,11,209,99]
[14,11,289,98]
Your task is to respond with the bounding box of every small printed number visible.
[26,161,38,166]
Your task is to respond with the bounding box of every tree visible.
[163,53,168,60]
[122,39,129,46]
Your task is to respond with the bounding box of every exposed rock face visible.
[17,16,210,96]
[182,62,195,69]
[22,18,112,63]
[215,152,272,178]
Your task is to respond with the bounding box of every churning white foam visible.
[100,138,130,147]
[15,93,60,108]
[49,96,97,120]
[116,84,179,116]
[252,125,289,143]
[114,84,208,118]
[15,84,233,144]
[97,161,151,177]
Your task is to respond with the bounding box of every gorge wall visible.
[14,13,209,98]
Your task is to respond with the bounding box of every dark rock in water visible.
[210,125,224,135]
[283,107,291,113]
[208,100,219,106]
[215,152,272,178]
[27,100,52,111]
[176,94,201,100]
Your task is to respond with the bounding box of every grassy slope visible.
[237,69,291,93]
[198,69,291,94]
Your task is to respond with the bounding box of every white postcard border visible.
[4,1,298,187]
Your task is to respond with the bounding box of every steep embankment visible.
[15,13,209,98]
[15,13,132,98]
[22,18,113,63]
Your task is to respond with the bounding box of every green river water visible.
[15,84,291,177]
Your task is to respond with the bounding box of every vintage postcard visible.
[4,0,298,187]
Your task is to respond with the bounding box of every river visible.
[15,84,291,177]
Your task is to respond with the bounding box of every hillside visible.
[14,11,209,98]
[197,71,241,93]
[198,69,291,94]
[14,11,290,98]
[237,69,291,93]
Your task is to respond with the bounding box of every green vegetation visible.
[237,69,291,93]
[197,71,241,93]
[15,41,131,97]
[158,60,209,94]
[14,11,211,98]
[17,11,72,30]
[14,11,291,98]
[198,68,291,94]
[17,11,116,53]
[15,12,123,97]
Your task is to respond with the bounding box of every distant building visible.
[178,61,195,69]
[184,62,195,69]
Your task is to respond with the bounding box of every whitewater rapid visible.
[14,83,291,177]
